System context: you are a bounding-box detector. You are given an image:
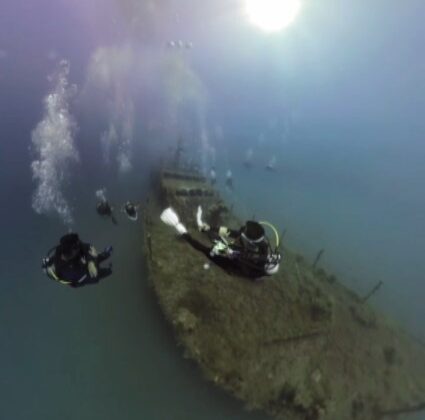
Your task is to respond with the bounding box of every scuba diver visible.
[225,169,234,190]
[209,167,217,185]
[96,188,118,225]
[121,201,139,222]
[96,200,118,225]
[41,233,113,288]
[173,137,185,170]
[160,206,281,279]
[266,155,277,172]
[243,148,253,169]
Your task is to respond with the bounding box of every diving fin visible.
[196,206,203,230]
[196,205,210,232]
[160,207,179,226]
[160,207,187,235]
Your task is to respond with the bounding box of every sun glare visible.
[245,0,302,33]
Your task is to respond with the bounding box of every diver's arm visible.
[88,245,98,258]
[87,261,98,278]
[45,262,74,285]
[196,206,239,238]
[84,244,99,277]
[209,226,240,239]
[254,247,281,265]
[70,277,98,288]
[79,243,96,261]
[42,254,60,279]
[70,281,85,288]
[46,264,58,280]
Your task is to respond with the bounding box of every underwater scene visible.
[0,1,424,419]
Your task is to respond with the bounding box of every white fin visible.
[160,207,179,227]
[196,206,203,229]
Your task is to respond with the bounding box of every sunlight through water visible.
[244,0,302,32]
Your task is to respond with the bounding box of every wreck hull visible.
[143,168,425,420]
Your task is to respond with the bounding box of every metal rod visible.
[312,249,324,268]
[361,281,383,303]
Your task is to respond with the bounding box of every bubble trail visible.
[31,60,78,226]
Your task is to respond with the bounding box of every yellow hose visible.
[259,221,280,249]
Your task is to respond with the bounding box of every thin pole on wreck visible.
[361,281,383,303]
[312,249,324,268]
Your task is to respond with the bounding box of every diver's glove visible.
[41,257,50,269]
[196,206,210,232]
[210,240,236,258]
[88,261,98,279]
[88,246,98,258]
[104,245,113,256]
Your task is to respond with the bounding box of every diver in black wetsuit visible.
[160,207,281,279]
[96,200,118,225]
[209,167,217,185]
[42,233,113,287]
[225,169,234,190]
[121,201,139,221]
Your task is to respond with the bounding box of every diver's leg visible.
[97,252,111,264]
[182,233,211,258]
[182,234,243,275]
[76,277,100,287]
[97,267,112,279]
[96,245,113,263]
[79,267,112,286]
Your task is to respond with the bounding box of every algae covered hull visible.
[143,168,425,420]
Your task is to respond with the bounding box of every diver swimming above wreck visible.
[160,206,281,279]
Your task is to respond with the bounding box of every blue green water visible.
[0,175,268,420]
[1,0,424,418]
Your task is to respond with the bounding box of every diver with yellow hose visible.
[160,206,281,279]
[41,233,113,288]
